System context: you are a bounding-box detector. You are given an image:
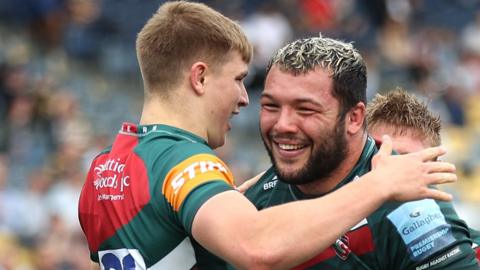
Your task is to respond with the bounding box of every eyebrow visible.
[237,70,248,79]
[260,92,272,99]
[261,92,325,108]
[294,97,324,108]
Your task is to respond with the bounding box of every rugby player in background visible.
[367,88,480,264]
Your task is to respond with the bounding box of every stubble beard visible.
[262,117,348,185]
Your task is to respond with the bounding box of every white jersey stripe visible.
[351,218,368,231]
[150,237,196,269]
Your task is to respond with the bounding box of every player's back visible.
[78,123,233,269]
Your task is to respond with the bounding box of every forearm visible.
[248,172,388,269]
[193,173,388,270]
[194,142,457,269]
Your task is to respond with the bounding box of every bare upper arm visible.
[191,190,259,268]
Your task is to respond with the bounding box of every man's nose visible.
[274,108,299,133]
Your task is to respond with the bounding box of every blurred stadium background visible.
[0,0,479,268]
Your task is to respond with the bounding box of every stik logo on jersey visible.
[163,154,234,211]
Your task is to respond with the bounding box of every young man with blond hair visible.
[367,88,480,265]
[366,88,441,154]
[78,2,458,269]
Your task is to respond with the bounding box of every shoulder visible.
[244,167,278,196]
[137,136,234,209]
[136,136,221,172]
[90,145,112,163]
[139,133,215,159]
[244,167,278,209]
[383,199,461,235]
[370,199,476,267]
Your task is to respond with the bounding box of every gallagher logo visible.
[402,213,443,236]
[409,209,421,218]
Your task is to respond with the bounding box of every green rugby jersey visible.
[244,137,480,270]
[78,123,232,269]
[472,229,480,260]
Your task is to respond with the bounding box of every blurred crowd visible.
[0,0,479,269]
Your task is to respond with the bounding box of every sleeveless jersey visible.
[78,123,233,269]
[244,137,480,270]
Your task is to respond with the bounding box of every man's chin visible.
[276,173,306,185]
[209,136,226,149]
[274,165,302,182]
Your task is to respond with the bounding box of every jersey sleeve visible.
[377,199,479,269]
[471,228,480,261]
[160,143,235,234]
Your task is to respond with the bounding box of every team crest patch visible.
[387,199,456,261]
[333,235,351,260]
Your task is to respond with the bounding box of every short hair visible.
[266,36,367,119]
[136,1,252,94]
[366,88,441,146]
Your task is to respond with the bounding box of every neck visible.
[139,92,207,140]
[296,133,367,196]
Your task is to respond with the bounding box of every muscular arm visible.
[192,138,457,270]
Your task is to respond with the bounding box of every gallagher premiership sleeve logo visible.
[387,199,456,261]
[162,154,234,211]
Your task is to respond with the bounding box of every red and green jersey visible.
[78,123,233,269]
[244,137,480,270]
[472,229,480,260]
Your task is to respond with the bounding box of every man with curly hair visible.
[244,37,479,269]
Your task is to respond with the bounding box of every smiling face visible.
[260,65,348,185]
[204,51,249,149]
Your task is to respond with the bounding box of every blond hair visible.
[136,1,252,94]
[366,88,441,146]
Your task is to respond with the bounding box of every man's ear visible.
[190,61,208,95]
[346,102,366,135]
